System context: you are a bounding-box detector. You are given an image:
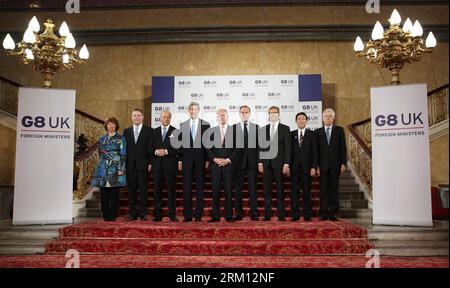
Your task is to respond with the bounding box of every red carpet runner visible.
[0,218,448,267]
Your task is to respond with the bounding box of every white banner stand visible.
[371,83,433,227]
[13,87,75,225]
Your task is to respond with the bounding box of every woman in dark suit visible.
[92,117,127,221]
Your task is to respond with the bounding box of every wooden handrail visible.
[75,109,104,124]
[347,123,372,158]
[0,76,22,87]
[428,83,449,96]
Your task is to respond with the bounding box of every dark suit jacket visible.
[232,122,260,170]
[123,125,153,172]
[291,129,318,174]
[315,125,347,172]
[259,123,291,168]
[179,118,210,170]
[151,125,179,174]
[206,125,237,172]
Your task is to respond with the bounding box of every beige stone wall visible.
[0,124,16,186]
[0,4,448,185]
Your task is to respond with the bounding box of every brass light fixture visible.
[2,16,89,88]
[353,9,437,85]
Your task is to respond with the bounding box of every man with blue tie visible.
[178,102,210,222]
[151,110,179,222]
[316,108,347,221]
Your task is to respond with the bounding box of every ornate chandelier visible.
[353,9,437,85]
[2,17,89,88]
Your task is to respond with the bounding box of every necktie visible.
[326,127,331,145]
[134,126,139,143]
[270,124,276,139]
[162,127,167,141]
[220,125,225,145]
[191,121,197,140]
[244,122,248,148]
[299,130,304,148]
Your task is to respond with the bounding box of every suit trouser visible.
[290,170,313,219]
[182,168,205,219]
[319,168,341,217]
[153,170,176,218]
[127,170,148,218]
[100,187,120,220]
[211,166,233,220]
[234,168,258,218]
[263,165,285,218]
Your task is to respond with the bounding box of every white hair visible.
[188,101,200,110]
[323,108,336,117]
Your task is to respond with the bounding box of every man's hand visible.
[178,162,182,172]
[282,165,290,176]
[258,164,264,174]
[148,164,152,173]
[213,158,222,165]
[205,161,209,169]
[317,167,320,177]
[155,149,166,157]
[310,168,316,177]
[341,164,346,174]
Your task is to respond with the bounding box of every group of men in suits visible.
[122,103,347,223]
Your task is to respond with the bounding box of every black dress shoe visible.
[329,215,338,221]
[278,217,286,222]
[319,216,328,221]
[152,217,162,222]
[140,216,148,221]
[183,218,192,222]
[208,218,220,223]
[170,217,179,222]
[233,216,243,221]
[291,217,300,221]
[127,216,138,221]
[195,217,202,222]
[250,216,259,221]
[304,217,312,222]
[225,218,234,223]
[264,217,271,221]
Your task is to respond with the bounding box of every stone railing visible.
[348,83,449,202]
[0,76,104,201]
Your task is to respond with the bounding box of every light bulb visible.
[388,9,401,25]
[62,54,70,64]
[425,32,437,48]
[412,20,423,37]
[3,33,15,50]
[28,16,40,33]
[25,49,34,60]
[371,21,384,40]
[79,44,89,59]
[23,27,36,44]
[353,36,364,52]
[65,33,76,48]
[402,18,413,34]
[59,21,70,37]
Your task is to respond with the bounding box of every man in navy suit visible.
[258,106,291,221]
[316,108,347,221]
[178,102,210,222]
[290,112,318,221]
[232,106,260,221]
[123,108,153,221]
[206,108,237,222]
[151,110,179,222]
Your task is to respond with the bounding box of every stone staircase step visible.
[0,246,45,255]
[0,231,59,240]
